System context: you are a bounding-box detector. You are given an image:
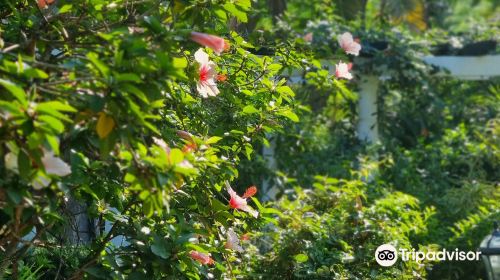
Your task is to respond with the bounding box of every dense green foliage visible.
[0,0,303,278]
[247,175,434,279]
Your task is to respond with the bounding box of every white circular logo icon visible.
[375,244,398,267]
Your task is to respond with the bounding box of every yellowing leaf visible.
[405,1,427,31]
[390,0,427,31]
[96,112,115,139]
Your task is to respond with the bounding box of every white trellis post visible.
[261,134,278,201]
[356,75,380,143]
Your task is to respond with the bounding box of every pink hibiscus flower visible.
[190,32,230,55]
[303,32,313,42]
[189,250,214,265]
[38,0,55,9]
[194,48,220,98]
[338,32,361,56]
[335,61,353,80]
[225,181,258,218]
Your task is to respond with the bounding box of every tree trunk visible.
[268,0,287,23]
[64,196,93,245]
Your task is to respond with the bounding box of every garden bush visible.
[0,0,304,278]
[245,175,434,279]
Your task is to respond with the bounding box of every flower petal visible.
[4,152,18,173]
[194,48,209,65]
[225,228,244,252]
[241,205,259,218]
[42,152,72,176]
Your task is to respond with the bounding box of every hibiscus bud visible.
[176,130,193,141]
[38,0,56,9]
[189,250,214,265]
[190,32,229,55]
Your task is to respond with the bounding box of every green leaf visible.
[143,16,164,34]
[261,207,283,216]
[37,101,76,112]
[27,133,43,149]
[276,85,295,97]
[36,101,76,123]
[244,143,253,160]
[144,121,160,135]
[294,253,309,263]
[169,149,184,165]
[278,109,299,122]
[230,32,254,48]
[214,8,227,20]
[84,267,107,278]
[206,136,222,144]
[242,105,259,114]
[251,197,264,211]
[0,79,27,107]
[215,262,226,272]
[211,199,229,212]
[87,53,110,77]
[38,115,65,133]
[223,3,248,22]
[115,73,142,83]
[36,107,72,123]
[0,100,23,115]
[46,135,60,155]
[58,4,73,14]
[18,150,31,179]
[241,90,254,96]
[23,68,48,79]
[6,189,22,204]
[121,83,149,103]
[151,236,170,259]
[236,0,251,10]
[143,199,154,217]
[172,57,188,69]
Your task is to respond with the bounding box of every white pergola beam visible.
[423,55,500,80]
